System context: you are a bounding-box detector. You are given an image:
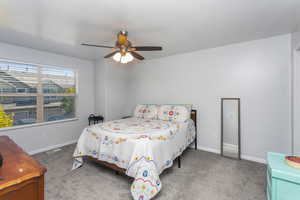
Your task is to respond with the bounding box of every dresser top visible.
[268,152,300,184]
[0,136,46,190]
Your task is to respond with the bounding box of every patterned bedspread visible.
[72,117,195,200]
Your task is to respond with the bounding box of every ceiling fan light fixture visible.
[120,56,127,64]
[123,52,134,63]
[113,52,134,64]
[113,52,122,62]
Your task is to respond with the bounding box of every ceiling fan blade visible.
[131,46,162,51]
[81,43,114,49]
[131,51,145,60]
[104,51,119,58]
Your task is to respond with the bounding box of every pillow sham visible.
[158,105,191,122]
[133,104,159,119]
[134,104,147,118]
[143,105,159,119]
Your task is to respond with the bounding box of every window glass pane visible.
[0,96,37,128]
[0,60,77,127]
[42,66,75,94]
[0,61,38,94]
[44,96,75,122]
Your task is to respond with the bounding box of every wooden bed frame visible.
[86,109,198,174]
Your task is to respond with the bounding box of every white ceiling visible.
[0,0,299,61]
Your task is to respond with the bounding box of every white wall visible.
[95,59,131,121]
[292,32,300,157]
[95,59,107,118]
[0,42,95,154]
[127,34,292,162]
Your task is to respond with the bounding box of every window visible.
[0,60,77,129]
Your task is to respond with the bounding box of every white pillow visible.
[158,105,191,122]
[143,105,159,119]
[134,104,147,118]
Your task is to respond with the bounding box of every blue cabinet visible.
[267,152,300,200]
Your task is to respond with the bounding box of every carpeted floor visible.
[33,144,266,200]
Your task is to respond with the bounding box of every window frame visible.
[0,58,78,130]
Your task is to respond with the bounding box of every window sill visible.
[0,118,79,132]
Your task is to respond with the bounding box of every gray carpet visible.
[33,144,266,200]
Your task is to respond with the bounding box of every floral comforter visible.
[72,117,195,200]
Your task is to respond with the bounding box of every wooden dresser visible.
[0,136,46,200]
[267,152,300,200]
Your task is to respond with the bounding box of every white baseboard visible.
[197,145,221,154]
[28,139,77,155]
[241,155,266,164]
[197,145,266,164]
[27,140,266,164]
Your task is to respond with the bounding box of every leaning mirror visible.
[221,98,241,160]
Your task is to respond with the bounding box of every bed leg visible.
[115,171,120,175]
[178,156,181,168]
[195,138,197,150]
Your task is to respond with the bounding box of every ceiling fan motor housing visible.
[119,30,128,36]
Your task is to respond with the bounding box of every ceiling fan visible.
[81,30,162,64]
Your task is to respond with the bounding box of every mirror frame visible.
[221,98,241,160]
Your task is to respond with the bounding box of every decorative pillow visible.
[158,105,191,122]
[143,105,159,119]
[134,104,147,118]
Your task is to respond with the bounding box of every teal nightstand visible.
[267,152,300,200]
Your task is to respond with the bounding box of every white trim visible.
[0,118,79,132]
[241,155,266,164]
[197,145,220,154]
[196,145,266,164]
[28,139,77,155]
[291,38,295,155]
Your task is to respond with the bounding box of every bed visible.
[72,105,197,200]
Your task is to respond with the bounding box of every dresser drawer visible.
[276,179,300,200]
[0,176,44,200]
[0,178,39,200]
